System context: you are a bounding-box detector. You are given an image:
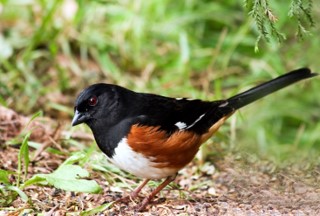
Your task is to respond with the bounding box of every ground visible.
[1,106,319,216]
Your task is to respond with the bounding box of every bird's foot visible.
[134,196,152,212]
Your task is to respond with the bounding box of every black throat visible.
[87,118,134,158]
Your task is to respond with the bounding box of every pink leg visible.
[135,175,176,212]
[130,179,150,198]
[115,179,150,203]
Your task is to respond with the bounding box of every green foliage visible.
[17,133,30,187]
[0,169,10,185]
[23,152,102,193]
[245,0,315,50]
[0,169,29,207]
[0,184,28,207]
[24,164,101,193]
[0,133,32,207]
[289,0,315,38]
[0,113,101,207]
[0,112,43,207]
[80,202,115,216]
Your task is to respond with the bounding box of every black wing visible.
[130,93,229,135]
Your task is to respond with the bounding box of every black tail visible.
[226,68,318,110]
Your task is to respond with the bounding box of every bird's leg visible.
[115,179,150,203]
[135,174,177,212]
[130,179,150,198]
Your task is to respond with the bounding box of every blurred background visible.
[1,0,319,164]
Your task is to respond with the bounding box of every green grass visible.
[0,0,319,197]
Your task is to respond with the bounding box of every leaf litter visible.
[0,105,320,215]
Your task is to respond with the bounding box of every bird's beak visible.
[72,110,86,126]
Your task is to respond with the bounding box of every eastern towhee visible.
[72,68,317,211]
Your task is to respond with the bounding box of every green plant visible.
[0,132,30,207]
[23,152,101,193]
[245,0,315,51]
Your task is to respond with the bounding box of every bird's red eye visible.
[88,96,98,106]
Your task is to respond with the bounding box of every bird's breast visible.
[109,137,179,179]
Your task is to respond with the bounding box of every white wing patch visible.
[175,97,195,101]
[219,101,229,107]
[175,122,187,130]
[187,113,205,129]
[174,113,206,130]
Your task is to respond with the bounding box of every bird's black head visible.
[72,83,120,127]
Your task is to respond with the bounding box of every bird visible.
[72,68,317,211]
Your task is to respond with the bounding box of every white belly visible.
[108,138,177,179]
